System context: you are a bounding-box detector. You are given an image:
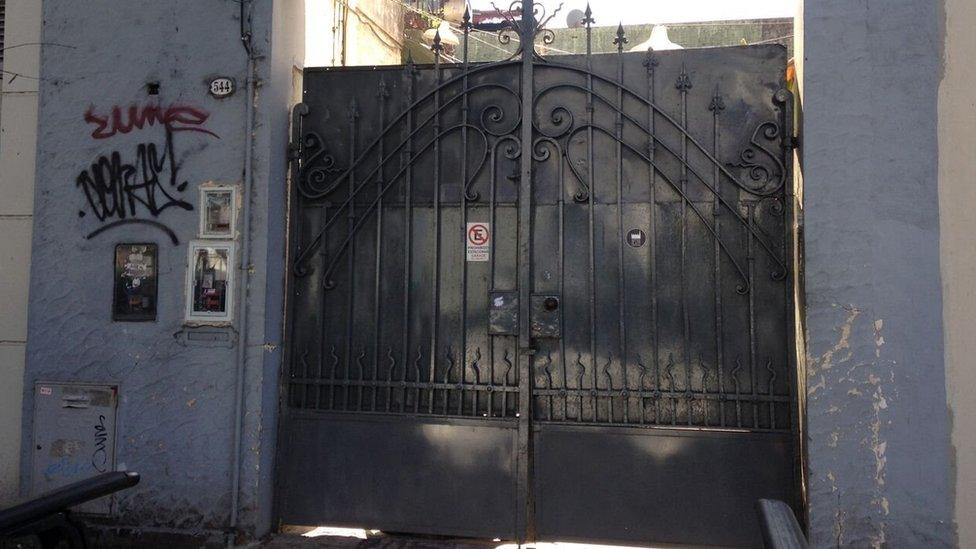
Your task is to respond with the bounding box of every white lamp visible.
[630,25,683,51]
[423,20,460,48]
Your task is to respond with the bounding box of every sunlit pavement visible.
[256,528,496,548]
[256,527,687,549]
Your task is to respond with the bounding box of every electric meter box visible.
[30,382,119,515]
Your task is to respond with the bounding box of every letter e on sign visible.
[209,77,235,98]
[466,222,490,262]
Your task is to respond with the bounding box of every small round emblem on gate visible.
[627,228,646,248]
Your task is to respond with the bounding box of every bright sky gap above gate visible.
[305,0,795,67]
[468,0,794,27]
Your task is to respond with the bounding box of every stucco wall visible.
[802,0,953,546]
[342,0,404,66]
[939,0,976,546]
[0,0,41,506]
[21,0,299,540]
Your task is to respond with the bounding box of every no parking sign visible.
[466,222,490,262]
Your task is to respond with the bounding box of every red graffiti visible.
[84,103,219,140]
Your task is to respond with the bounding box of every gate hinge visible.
[287,141,303,162]
[784,135,799,151]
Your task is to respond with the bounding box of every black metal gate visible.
[277,3,798,546]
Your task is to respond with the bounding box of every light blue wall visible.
[803,0,953,545]
[22,0,299,540]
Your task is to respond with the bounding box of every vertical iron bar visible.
[748,202,759,428]
[315,228,325,408]
[677,64,692,426]
[328,344,338,411]
[606,356,615,424]
[413,346,422,413]
[614,24,628,425]
[441,347,450,414]
[458,13,472,416]
[356,349,364,411]
[325,225,334,410]
[584,5,598,423]
[345,101,359,411]
[734,356,743,427]
[472,350,481,416]
[768,358,777,428]
[491,141,501,417]
[516,2,537,540]
[373,79,389,413]
[386,347,394,413]
[401,59,417,414]
[430,37,443,415]
[644,50,659,426]
[710,90,726,427]
[545,354,553,421]
[779,86,802,473]
[558,145,567,421]
[288,105,308,410]
[578,353,585,422]
[668,354,678,425]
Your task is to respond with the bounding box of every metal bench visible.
[0,471,140,548]
[757,498,808,549]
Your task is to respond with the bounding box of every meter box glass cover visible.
[185,241,235,322]
[113,243,158,321]
[200,186,236,238]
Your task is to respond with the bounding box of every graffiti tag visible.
[84,103,218,140]
[91,414,109,473]
[77,102,219,244]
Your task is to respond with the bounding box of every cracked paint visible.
[807,305,861,385]
[808,306,895,547]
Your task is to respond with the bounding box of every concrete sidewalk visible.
[254,531,679,549]
[255,529,499,549]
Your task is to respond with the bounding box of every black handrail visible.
[0,471,140,543]
[756,498,808,549]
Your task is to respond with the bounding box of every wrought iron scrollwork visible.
[288,0,794,433]
[529,67,790,285]
[726,88,793,196]
[490,0,565,58]
[728,121,786,195]
[297,132,343,199]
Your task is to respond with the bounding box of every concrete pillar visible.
[939,0,976,545]
[802,0,953,545]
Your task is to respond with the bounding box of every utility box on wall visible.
[30,383,119,514]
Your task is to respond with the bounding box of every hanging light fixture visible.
[423,19,460,48]
[630,25,683,51]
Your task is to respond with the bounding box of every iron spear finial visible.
[709,87,725,112]
[462,5,472,30]
[676,63,693,92]
[583,3,594,27]
[404,50,419,76]
[431,28,444,55]
[614,22,628,52]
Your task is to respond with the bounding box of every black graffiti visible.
[77,128,193,244]
[91,414,109,473]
